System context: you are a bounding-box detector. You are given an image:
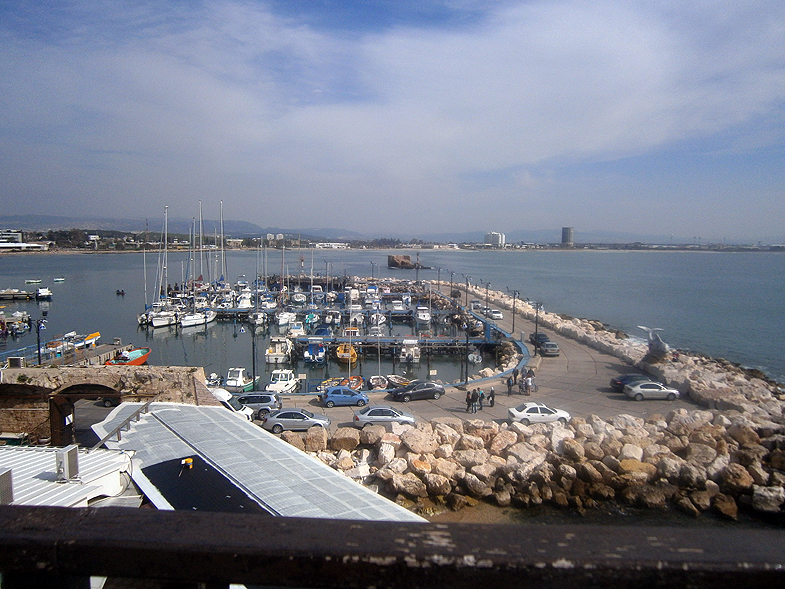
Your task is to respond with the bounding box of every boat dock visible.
[0,340,132,368]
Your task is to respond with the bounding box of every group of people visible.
[465,387,494,413]
[506,367,537,396]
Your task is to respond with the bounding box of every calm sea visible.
[1,249,783,384]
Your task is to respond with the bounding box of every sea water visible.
[0,249,783,384]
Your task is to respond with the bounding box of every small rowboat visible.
[339,375,364,390]
[368,375,388,390]
[105,347,151,366]
[386,374,410,387]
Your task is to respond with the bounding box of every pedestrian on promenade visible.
[470,389,479,413]
[478,389,485,410]
[519,380,526,395]
[513,367,519,385]
[506,376,513,396]
[488,387,495,407]
[527,368,535,378]
[465,390,472,413]
[525,375,533,395]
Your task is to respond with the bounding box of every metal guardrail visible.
[0,505,783,589]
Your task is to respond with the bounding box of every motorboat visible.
[369,312,386,326]
[178,309,217,328]
[415,306,431,325]
[265,336,292,364]
[288,321,306,337]
[249,311,267,326]
[368,375,389,390]
[276,310,296,326]
[468,348,483,364]
[35,287,53,300]
[105,347,152,366]
[399,338,421,363]
[265,369,300,394]
[335,342,357,364]
[224,367,261,393]
[303,337,327,364]
[386,374,410,387]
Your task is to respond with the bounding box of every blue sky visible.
[1,0,784,242]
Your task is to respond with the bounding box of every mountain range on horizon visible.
[0,214,776,246]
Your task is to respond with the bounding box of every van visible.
[210,388,255,421]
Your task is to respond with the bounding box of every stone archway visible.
[49,383,122,446]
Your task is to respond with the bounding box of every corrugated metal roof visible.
[0,445,133,508]
[92,403,425,522]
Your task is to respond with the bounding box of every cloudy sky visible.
[1,0,784,242]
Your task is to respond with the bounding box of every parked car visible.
[353,405,416,428]
[261,408,331,433]
[529,332,550,348]
[539,341,560,356]
[624,381,680,401]
[507,402,570,425]
[389,380,445,402]
[210,388,255,421]
[489,309,503,320]
[235,392,282,419]
[610,373,651,392]
[319,385,369,408]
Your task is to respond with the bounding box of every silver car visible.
[261,408,331,434]
[507,402,570,425]
[235,392,282,419]
[624,381,680,401]
[353,405,415,428]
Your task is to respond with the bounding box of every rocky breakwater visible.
[467,284,785,422]
[281,410,785,520]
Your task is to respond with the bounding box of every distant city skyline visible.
[1,1,783,243]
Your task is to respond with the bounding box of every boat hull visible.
[105,347,152,366]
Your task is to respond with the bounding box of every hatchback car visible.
[319,385,369,408]
[235,392,282,419]
[261,409,331,433]
[353,405,416,428]
[507,402,570,425]
[389,380,445,402]
[624,381,680,401]
[539,341,560,356]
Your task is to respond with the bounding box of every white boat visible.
[288,321,306,337]
[223,367,261,393]
[324,309,342,325]
[276,310,296,326]
[249,311,267,326]
[367,325,385,337]
[35,287,53,300]
[415,306,431,324]
[399,338,421,363]
[265,336,293,364]
[178,309,217,328]
[236,291,254,309]
[369,312,386,326]
[390,300,405,312]
[291,292,307,306]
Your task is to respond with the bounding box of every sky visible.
[1,0,784,243]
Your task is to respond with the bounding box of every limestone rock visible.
[720,463,755,494]
[304,426,328,452]
[452,448,489,468]
[562,438,585,462]
[457,434,486,450]
[359,424,386,446]
[280,431,305,451]
[389,473,428,498]
[712,493,738,520]
[727,423,761,446]
[423,473,452,496]
[462,473,492,498]
[751,485,785,513]
[331,427,361,452]
[377,442,396,466]
[488,430,518,455]
[400,428,439,454]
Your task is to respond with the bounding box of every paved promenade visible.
[281,298,698,430]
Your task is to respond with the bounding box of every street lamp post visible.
[36,311,48,365]
[533,302,543,355]
[462,274,471,307]
[436,267,441,292]
[507,288,519,335]
[484,281,491,314]
[370,261,376,280]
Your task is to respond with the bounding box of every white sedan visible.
[507,402,570,425]
[489,309,503,320]
[624,381,680,401]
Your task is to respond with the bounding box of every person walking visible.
[488,387,495,407]
[513,367,520,385]
[525,374,533,395]
[465,390,472,413]
[470,388,479,413]
[478,388,485,410]
[506,376,513,396]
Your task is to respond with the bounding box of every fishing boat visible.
[335,342,357,364]
[35,287,53,300]
[288,321,306,337]
[303,337,326,364]
[105,347,152,366]
[24,279,42,284]
[265,336,292,364]
[369,312,386,326]
[53,276,65,283]
[223,367,261,393]
[399,338,421,363]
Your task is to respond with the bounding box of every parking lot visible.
[273,309,698,431]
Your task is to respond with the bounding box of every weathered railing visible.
[0,505,783,589]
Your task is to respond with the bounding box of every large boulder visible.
[359,424,386,446]
[280,431,305,451]
[423,473,452,496]
[304,426,328,452]
[388,473,428,498]
[331,427,361,452]
[400,428,440,454]
[751,485,785,513]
